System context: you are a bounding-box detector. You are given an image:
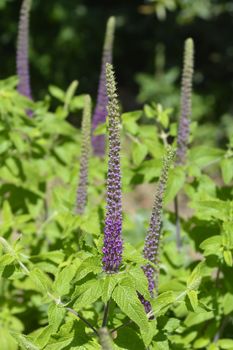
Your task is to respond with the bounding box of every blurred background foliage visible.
[0,0,233,128]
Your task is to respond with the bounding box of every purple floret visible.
[176,38,194,165]
[102,63,123,273]
[76,95,92,215]
[140,147,175,314]
[17,0,32,100]
[92,17,115,156]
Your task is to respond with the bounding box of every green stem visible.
[110,319,132,333]
[102,300,110,327]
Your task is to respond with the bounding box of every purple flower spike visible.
[176,38,194,165]
[102,63,123,274]
[92,17,116,157]
[17,0,32,100]
[140,147,175,313]
[76,95,92,215]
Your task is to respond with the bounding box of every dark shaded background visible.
[0,0,233,122]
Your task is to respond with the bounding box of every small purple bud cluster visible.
[92,17,116,157]
[176,38,194,165]
[17,0,32,100]
[102,63,123,274]
[140,147,175,313]
[76,95,92,215]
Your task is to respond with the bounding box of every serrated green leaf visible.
[73,279,103,310]
[141,319,158,347]
[187,264,202,290]
[112,284,149,333]
[127,267,151,300]
[29,268,53,295]
[102,275,119,303]
[75,256,102,281]
[151,291,175,316]
[11,332,39,350]
[200,236,221,256]
[48,303,66,330]
[53,264,76,296]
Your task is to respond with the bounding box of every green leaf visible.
[48,303,66,330]
[10,332,39,350]
[53,264,77,296]
[187,264,202,291]
[75,256,102,281]
[49,85,65,102]
[112,284,149,333]
[123,242,146,265]
[187,290,198,311]
[81,212,101,235]
[164,166,186,204]
[127,267,151,300]
[138,159,162,182]
[29,268,53,295]
[223,250,232,267]
[189,146,224,168]
[184,311,214,327]
[141,319,158,347]
[122,110,142,121]
[122,110,141,135]
[102,274,119,303]
[217,339,233,349]
[73,279,103,310]
[34,325,54,349]
[208,344,220,350]
[151,291,175,316]
[222,293,233,315]
[221,158,233,184]
[191,198,229,221]
[123,118,139,135]
[93,122,106,136]
[193,338,210,349]
[0,253,16,267]
[200,236,221,256]
[64,80,79,111]
[2,201,14,229]
[132,142,148,166]
[144,104,155,118]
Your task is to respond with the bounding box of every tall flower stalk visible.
[140,147,175,314]
[176,38,194,165]
[17,0,32,100]
[175,38,194,250]
[76,95,92,215]
[102,63,123,274]
[92,17,116,156]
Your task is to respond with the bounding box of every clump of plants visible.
[0,2,233,350]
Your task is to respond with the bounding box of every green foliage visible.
[0,34,233,350]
